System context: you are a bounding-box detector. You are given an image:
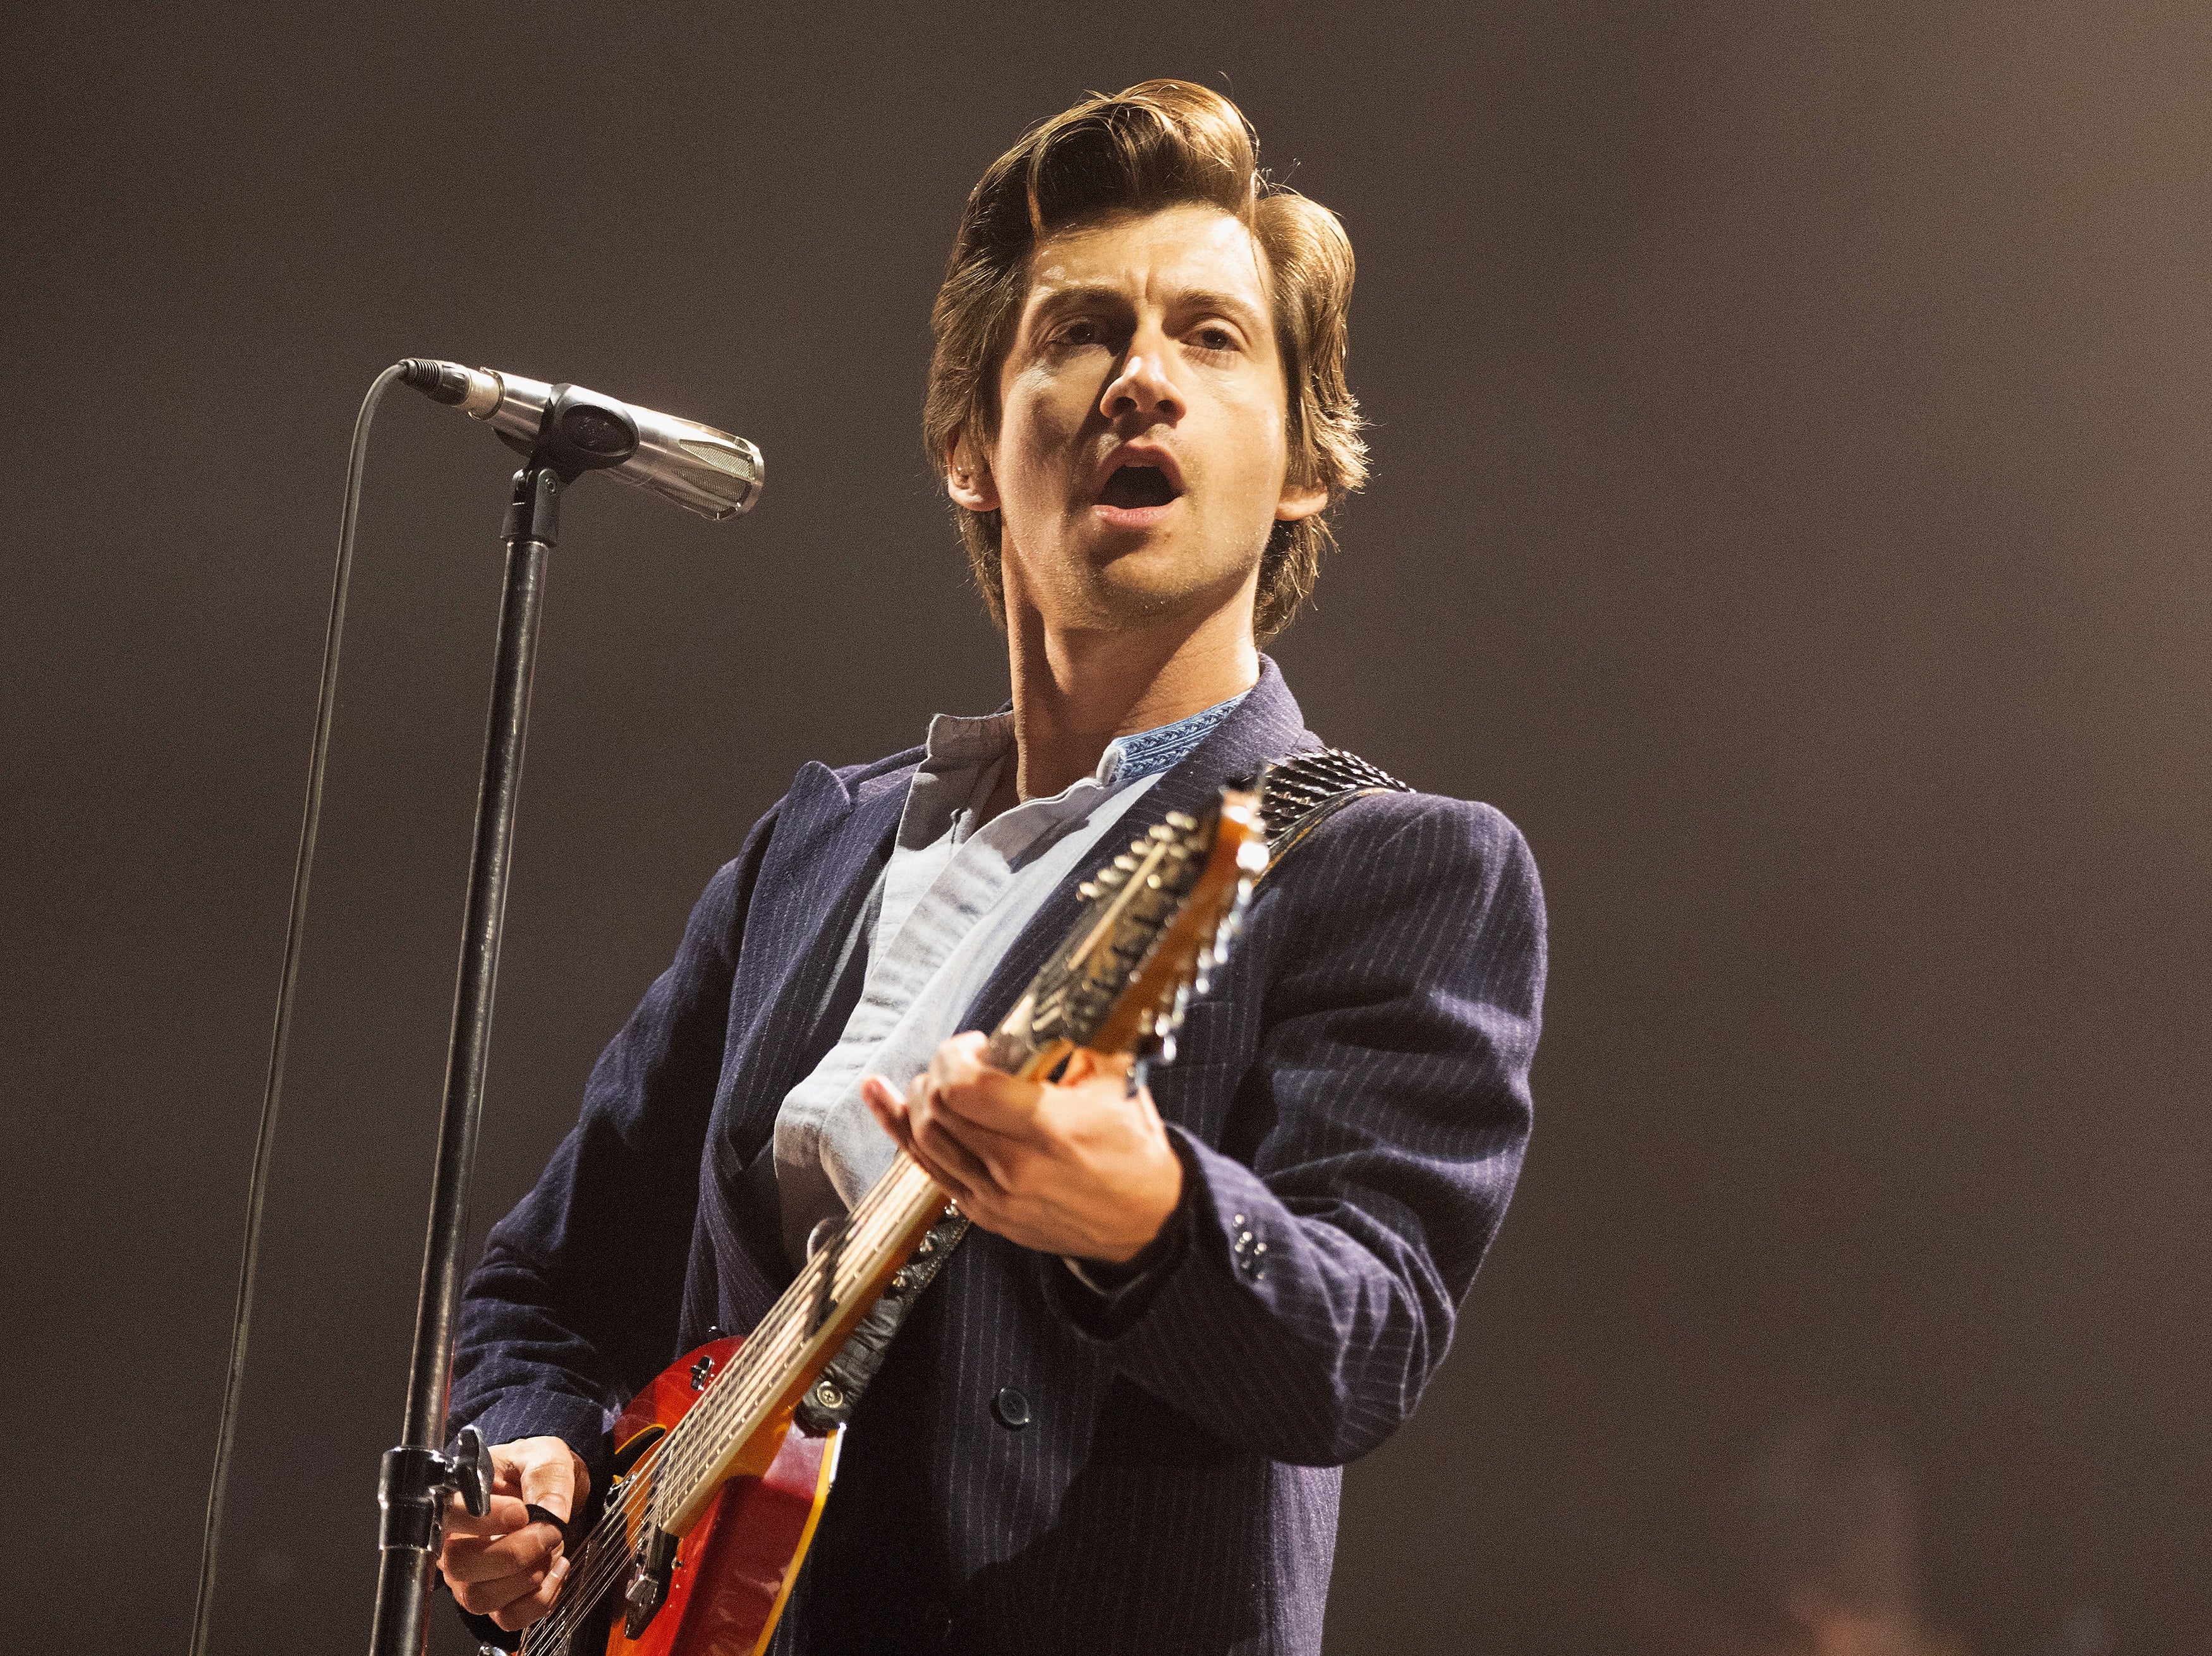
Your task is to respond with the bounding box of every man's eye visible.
[1054,320,1103,347]
[1193,325,1238,352]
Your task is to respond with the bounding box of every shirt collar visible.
[902,689,1249,853]
[1101,690,1249,786]
[920,687,1250,793]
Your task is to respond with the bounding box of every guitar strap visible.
[791,747,1413,1435]
[1251,747,1414,873]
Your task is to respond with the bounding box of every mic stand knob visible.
[376,1424,492,1555]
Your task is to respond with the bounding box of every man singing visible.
[438,79,1545,1655]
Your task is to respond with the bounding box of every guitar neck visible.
[641,795,1248,1534]
[647,1147,945,1533]
[514,794,1254,1656]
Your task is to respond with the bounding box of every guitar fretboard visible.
[516,794,1249,1653]
[649,1151,945,1529]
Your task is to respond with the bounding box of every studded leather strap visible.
[1256,747,1414,877]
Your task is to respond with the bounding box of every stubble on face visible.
[977,203,1321,640]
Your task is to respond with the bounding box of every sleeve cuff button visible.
[1231,1225,1267,1279]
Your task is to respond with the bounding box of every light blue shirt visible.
[772,692,1246,1264]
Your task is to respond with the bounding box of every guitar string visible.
[521,1164,938,1648]
[574,825,1193,1590]
[523,1217,916,1653]
[524,840,1218,1647]
[516,822,1227,1645]
[518,1429,669,1653]
[524,1060,1129,1645]
[664,1173,932,1502]
[657,1156,934,1492]
[542,941,1170,1643]
[640,842,1169,1495]
[516,1193,888,1653]
[530,1187,907,1645]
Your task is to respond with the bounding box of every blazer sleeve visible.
[1059,791,1545,1466]
[446,802,779,1472]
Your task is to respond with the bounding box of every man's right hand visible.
[437,1435,590,1633]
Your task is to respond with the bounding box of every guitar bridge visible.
[623,1521,679,1638]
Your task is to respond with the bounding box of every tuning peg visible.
[1141,1015,1178,1067]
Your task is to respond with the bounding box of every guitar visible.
[506,785,1268,1656]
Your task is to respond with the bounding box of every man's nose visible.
[1100,334,1184,423]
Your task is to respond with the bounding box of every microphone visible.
[398,359,764,521]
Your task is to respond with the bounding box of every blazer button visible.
[992,1386,1032,1430]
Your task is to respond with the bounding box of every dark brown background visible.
[5,3,2206,1652]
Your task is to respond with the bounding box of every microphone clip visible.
[498,382,641,483]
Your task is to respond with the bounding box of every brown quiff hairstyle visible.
[923,80,1367,643]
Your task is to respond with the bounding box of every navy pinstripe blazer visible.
[450,659,1545,1655]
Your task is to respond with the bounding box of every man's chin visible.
[1074,554,1258,629]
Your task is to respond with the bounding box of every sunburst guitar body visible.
[504,787,1267,1656]
[548,1338,834,1656]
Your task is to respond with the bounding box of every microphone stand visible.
[368,459,566,1656]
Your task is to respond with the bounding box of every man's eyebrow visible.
[1025,284,1268,327]
[1026,282,1126,317]
[1176,289,1269,329]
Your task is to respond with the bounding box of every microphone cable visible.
[186,362,407,1656]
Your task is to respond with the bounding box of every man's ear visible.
[1274,478,1329,522]
[946,436,1000,512]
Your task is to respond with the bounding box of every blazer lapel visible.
[712,757,915,1163]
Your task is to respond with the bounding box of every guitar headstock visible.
[991,786,1267,1079]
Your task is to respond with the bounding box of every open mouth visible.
[1097,464,1179,510]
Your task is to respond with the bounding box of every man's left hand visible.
[860,1032,1184,1263]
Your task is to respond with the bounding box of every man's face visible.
[951,202,1326,634]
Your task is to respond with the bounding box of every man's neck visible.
[994,598,1259,812]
